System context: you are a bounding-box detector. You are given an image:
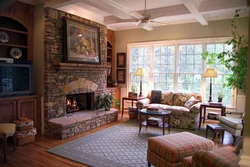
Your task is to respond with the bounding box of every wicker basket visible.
[16,135,35,146]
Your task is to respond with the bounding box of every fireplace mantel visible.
[52,61,110,71]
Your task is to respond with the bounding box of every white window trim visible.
[126,37,236,108]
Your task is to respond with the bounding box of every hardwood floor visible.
[1,112,234,167]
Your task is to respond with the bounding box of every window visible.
[153,46,175,91]
[127,38,235,107]
[178,44,202,93]
[205,43,234,106]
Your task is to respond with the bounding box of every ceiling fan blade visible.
[143,23,153,31]
[129,11,144,19]
[150,20,169,25]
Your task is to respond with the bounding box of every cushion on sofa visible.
[173,93,191,106]
[219,116,243,129]
[184,96,200,109]
[192,146,239,167]
[150,90,162,103]
[161,91,174,105]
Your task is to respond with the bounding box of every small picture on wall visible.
[117,69,126,84]
[117,53,126,68]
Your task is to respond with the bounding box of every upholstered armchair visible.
[218,112,244,144]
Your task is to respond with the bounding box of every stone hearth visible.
[46,109,118,139]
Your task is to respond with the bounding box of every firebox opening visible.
[66,92,94,114]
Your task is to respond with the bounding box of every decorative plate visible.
[10,48,22,59]
[0,31,9,43]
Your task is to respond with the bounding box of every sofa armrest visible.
[192,147,238,167]
[136,98,150,109]
[189,102,201,114]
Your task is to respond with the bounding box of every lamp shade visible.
[204,68,218,78]
[134,68,144,76]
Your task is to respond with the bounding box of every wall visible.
[44,8,108,122]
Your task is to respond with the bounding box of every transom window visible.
[127,38,235,107]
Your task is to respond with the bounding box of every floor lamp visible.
[204,68,218,102]
[134,68,144,97]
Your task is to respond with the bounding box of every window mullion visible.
[174,44,179,92]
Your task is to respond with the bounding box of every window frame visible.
[127,37,236,108]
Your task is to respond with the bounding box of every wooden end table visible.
[121,96,146,118]
[138,108,171,135]
[199,103,226,129]
[206,124,225,143]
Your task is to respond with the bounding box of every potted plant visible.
[218,91,224,102]
[95,93,115,111]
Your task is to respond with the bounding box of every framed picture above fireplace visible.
[65,18,101,64]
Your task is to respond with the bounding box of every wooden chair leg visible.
[13,135,16,151]
[3,138,7,163]
[148,162,151,167]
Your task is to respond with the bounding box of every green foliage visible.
[131,84,137,92]
[218,91,224,98]
[201,9,248,93]
[95,93,115,111]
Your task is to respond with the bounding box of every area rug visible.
[47,120,208,167]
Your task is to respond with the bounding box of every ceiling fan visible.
[128,0,168,31]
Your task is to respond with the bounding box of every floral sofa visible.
[136,91,202,129]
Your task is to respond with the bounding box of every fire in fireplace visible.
[66,92,94,114]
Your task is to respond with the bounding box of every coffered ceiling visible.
[21,0,249,31]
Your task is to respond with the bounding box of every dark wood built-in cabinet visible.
[107,29,115,84]
[0,95,41,133]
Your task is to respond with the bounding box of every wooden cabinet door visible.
[0,100,17,123]
[17,98,37,129]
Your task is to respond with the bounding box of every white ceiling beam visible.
[199,0,248,12]
[182,0,208,25]
[104,5,191,25]
[77,0,132,19]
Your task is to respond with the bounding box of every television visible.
[0,63,33,96]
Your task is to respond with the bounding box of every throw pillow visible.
[184,96,199,109]
[150,90,162,104]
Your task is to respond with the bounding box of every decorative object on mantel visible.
[116,53,126,68]
[65,18,101,64]
[117,69,126,84]
[0,31,9,43]
[10,47,22,59]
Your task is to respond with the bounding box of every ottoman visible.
[147,132,214,167]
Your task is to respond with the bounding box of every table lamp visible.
[134,68,144,97]
[204,68,218,102]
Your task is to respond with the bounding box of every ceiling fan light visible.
[143,23,153,31]
[137,21,145,28]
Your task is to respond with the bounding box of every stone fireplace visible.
[66,92,94,114]
[44,8,118,139]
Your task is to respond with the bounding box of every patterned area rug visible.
[47,120,208,167]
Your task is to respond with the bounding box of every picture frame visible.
[116,53,126,68]
[117,69,126,84]
[65,18,101,64]
[128,92,138,98]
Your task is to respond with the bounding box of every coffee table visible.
[138,108,171,135]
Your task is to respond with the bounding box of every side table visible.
[121,96,146,118]
[199,103,226,129]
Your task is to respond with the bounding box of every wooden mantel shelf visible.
[52,61,110,70]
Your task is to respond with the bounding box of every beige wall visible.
[33,4,45,134]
